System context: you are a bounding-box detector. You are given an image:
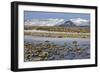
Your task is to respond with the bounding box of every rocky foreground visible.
[24,40,90,62]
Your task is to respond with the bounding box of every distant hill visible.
[58,20,76,27]
[56,20,90,27]
[25,18,90,27]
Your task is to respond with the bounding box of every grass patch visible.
[24,26,90,33]
[24,31,90,38]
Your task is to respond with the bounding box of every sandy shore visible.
[24,30,89,34]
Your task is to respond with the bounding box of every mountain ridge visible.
[25,18,90,27]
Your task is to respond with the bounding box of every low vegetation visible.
[24,26,90,33]
[24,31,90,38]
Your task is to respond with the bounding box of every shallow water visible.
[24,36,90,45]
[24,35,90,61]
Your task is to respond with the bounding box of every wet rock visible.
[24,40,90,61]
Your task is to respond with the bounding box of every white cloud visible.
[25,18,90,26]
[70,18,90,26]
[25,18,65,26]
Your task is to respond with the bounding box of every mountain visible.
[70,18,90,26]
[57,18,90,27]
[58,20,76,27]
[24,18,90,27]
[24,19,65,26]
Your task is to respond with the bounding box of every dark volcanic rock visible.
[59,20,76,27]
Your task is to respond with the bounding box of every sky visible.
[24,11,90,21]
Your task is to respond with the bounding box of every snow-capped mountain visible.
[58,21,76,27]
[25,19,65,26]
[70,18,90,26]
[24,18,90,27]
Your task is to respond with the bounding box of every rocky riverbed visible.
[24,38,90,62]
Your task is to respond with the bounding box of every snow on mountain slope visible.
[24,18,90,26]
[70,18,90,26]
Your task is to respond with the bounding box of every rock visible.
[33,57,42,61]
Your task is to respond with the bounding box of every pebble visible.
[24,41,90,61]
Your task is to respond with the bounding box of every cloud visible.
[70,18,90,26]
[25,18,90,26]
[25,18,65,26]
